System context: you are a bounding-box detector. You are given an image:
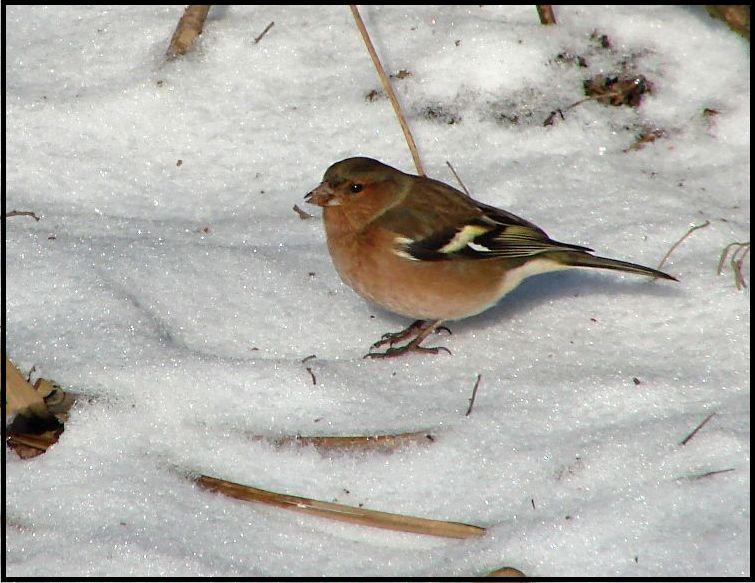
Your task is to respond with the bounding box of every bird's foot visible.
[371,320,426,350]
[364,320,452,359]
[364,343,452,359]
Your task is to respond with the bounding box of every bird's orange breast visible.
[322,207,523,320]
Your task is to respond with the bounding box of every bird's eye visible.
[350,183,364,193]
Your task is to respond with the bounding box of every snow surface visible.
[4,4,750,578]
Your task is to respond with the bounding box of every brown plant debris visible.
[656,220,711,273]
[485,566,527,577]
[680,412,717,446]
[536,5,557,25]
[6,358,53,421]
[624,128,666,152]
[485,567,527,577]
[5,210,40,221]
[421,104,461,125]
[350,5,425,176]
[390,69,413,80]
[679,468,735,481]
[718,242,750,289]
[445,161,471,196]
[545,73,653,126]
[590,30,611,49]
[702,107,721,131]
[543,109,565,126]
[194,473,485,538]
[35,378,76,423]
[254,21,275,44]
[7,430,64,459]
[583,74,653,107]
[365,89,385,102]
[553,51,588,67]
[705,5,750,39]
[270,430,436,453]
[293,204,313,220]
[465,374,483,416]
[25,365,37,382]
[5,359,74,459]
[167,5,211,59]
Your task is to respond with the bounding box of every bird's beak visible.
[304,182,338,207]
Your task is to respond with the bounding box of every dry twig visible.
[195,473,485,538]
[680,468,735,481]
[465,374,482,416]
[167,5,211,59]
[270,430,435,453]
[446,161,471,196]
[680,412,716,446]
[656,220,711,273]
[718,242,750,289]
[543,92,626,126]
[349,5,425,176]
[536,5,557,25]
[5,210,40,221]
[254,21,275,44]
[732,245,750,289]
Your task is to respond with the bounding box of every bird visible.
[304,157,677,358]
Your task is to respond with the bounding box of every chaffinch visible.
[305,157,677,358]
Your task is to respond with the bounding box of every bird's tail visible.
[551,251,678,281]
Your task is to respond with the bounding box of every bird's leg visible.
[365,320,452,359]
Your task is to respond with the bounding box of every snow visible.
[4,4,750,578]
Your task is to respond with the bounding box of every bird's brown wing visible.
[374,176,592,261]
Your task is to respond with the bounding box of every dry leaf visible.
[6,359,71,458]
[5,358,51,419]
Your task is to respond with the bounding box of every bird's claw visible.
[363,344,452,359]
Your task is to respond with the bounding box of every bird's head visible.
[305,158,408,218]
